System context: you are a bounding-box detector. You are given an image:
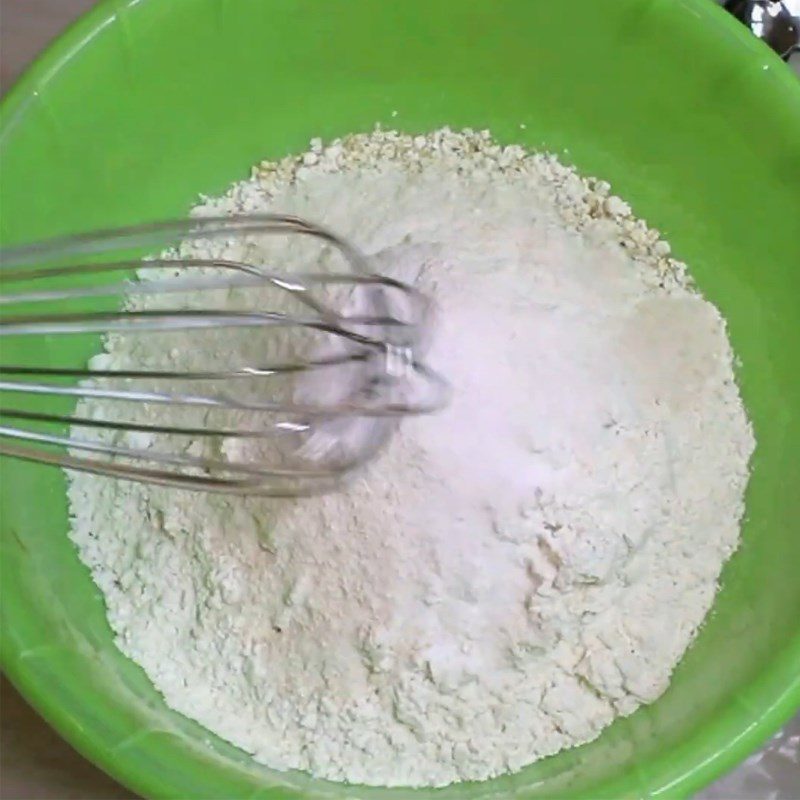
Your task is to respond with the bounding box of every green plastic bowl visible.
[1,1,799,797]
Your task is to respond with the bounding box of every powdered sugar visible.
[67,128,754,787]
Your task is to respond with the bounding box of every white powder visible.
[67,128,754,787]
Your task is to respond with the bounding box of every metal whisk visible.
[0,214,449,495]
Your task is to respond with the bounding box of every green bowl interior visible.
[1,0,799,798]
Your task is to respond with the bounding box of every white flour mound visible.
[67,128,755,787]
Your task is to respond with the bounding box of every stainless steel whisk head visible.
[0,214,449,495]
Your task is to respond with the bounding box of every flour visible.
[67,128,755,787]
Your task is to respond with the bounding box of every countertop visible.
[0,2,797,798]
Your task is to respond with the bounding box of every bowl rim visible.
[1,0,799,798]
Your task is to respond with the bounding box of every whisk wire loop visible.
[0,214,449,495]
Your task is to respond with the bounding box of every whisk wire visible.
[0,214,449,495]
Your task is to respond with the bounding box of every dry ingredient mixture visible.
[67,128,755,787]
